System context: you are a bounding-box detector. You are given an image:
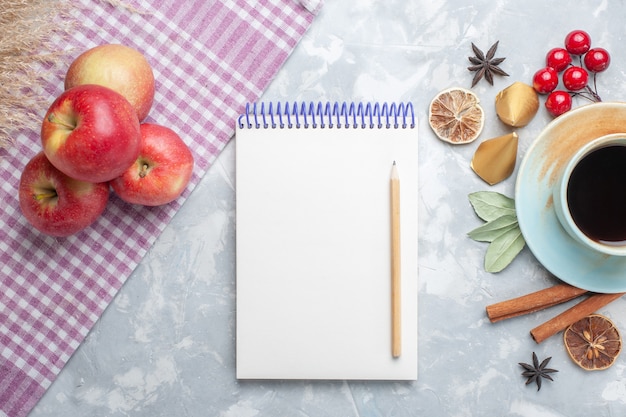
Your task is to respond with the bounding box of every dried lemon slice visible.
[429,87,484,144]
[564,314,622,371]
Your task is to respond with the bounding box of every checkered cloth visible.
[0,1,320,416]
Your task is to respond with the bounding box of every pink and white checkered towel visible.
[0,1,320,416]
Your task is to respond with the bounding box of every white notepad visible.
[235,102,418,380]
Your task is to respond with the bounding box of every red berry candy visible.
[563,66,589,91]
[565,30,591,55]
[532,67,559,94]
[584,48,611,72]
[546,47,572,72]
[545,91,572,117]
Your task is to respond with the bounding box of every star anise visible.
[519,352,558,391]
[468,41,509,87]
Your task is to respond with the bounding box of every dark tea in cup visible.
[553,133,626,256]
[566,144,626,244]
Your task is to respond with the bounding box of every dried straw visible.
[99,0,151,15]
[0,0,75,150]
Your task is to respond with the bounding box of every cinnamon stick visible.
[530,292,625,343]
[486,283,588,323]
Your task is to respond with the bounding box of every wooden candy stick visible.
[486,283,588,323]
[530,292,625,343]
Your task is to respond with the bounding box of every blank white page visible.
[235,105,418,380]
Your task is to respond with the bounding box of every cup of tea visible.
[553,133,626,256]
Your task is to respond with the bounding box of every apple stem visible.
[35,191,58,201]
[47,113,76,130]
[139,163,149,178]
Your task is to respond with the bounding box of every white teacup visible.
[553,133,626,256]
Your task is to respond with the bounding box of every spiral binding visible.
[238,101,415,129]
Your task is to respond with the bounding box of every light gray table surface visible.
[31,1,626,416]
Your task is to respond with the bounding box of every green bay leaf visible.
[467,215,518,242]
[484,225,526,273]
[469,191,516,222]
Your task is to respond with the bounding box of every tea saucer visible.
[515,102,626,293]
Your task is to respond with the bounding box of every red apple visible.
[41,84,142,183]
[110,123,194,206]
[64,44,155,121]
[19,152,110,237]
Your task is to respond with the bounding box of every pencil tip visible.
[393,160,396,165]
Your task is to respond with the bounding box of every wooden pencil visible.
[391,161,401,358]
